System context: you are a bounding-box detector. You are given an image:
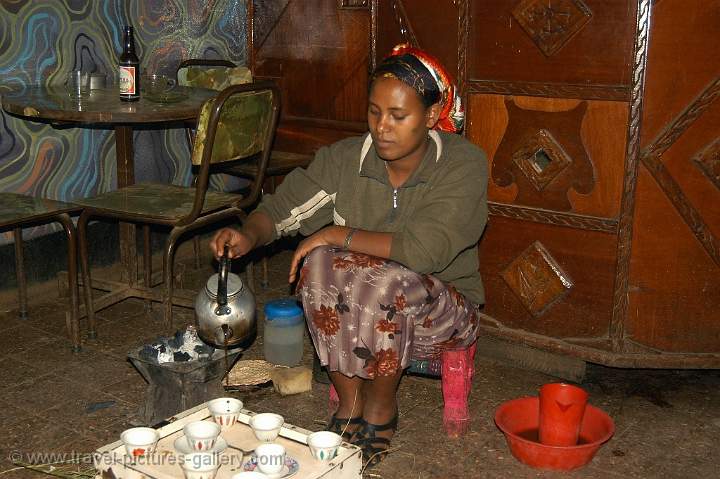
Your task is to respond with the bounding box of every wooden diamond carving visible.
[693,138,720,191]
[512,0,592,57]
[502,241,573,317]
[512,129,572,191]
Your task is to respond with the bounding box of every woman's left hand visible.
[289,226,341,283]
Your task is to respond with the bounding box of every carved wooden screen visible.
[371,0,720,365]
[248,0,720,364]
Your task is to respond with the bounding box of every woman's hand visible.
[289,226,341,283]
[210,227,256,260]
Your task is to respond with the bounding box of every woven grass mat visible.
[226,359,287,386]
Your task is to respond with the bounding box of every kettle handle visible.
[215,244,231,316]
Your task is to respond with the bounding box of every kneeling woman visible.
[210,44,488,466]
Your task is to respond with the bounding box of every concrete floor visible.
[0,245,718,478]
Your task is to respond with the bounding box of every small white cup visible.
[120,427,160,458]
[181,452,220,479]
[307,430,342,461]
[208,397,243,430]
[184,420,221,451]
[249,413,284,442]
[255,443,285,477]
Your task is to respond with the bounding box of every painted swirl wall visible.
[0,0,247,245]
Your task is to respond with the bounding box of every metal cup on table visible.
[89,73,107,90]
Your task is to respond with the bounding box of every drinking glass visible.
[65,71,91,99]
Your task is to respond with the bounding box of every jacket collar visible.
[358,130,443,187]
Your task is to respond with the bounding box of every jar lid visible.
[205,272,243,298]
[264,298,303,319]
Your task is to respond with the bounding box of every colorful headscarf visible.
[372,43,464,133]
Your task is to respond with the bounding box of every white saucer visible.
[173,435,227,455]
[242,455,299,479]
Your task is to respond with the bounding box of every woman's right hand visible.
[209,228,255,260]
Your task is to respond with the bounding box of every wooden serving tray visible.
[94,402,362,479]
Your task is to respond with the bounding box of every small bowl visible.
[143,73,177,96]
[181,452,220,479]
[495,397,615,471]
[208,397,243,430]
[249,413,284,442]
[307,431,342,461]
[184,420,222,451]
[120,427,160,458]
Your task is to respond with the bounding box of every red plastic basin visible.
[495,397,615,471]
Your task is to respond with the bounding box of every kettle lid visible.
[205,272,244,298]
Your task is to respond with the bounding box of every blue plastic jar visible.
[263,298,305,366]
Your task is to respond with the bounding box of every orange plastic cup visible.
[538,383,589,446]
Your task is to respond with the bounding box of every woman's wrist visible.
[242,211,273,249]
[343,227,357,250]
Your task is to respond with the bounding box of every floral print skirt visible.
[297,246,480,379]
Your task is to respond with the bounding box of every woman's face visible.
[368,77,439,162]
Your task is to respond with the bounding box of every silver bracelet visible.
[343,228,357,250]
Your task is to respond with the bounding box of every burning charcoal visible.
[194,343,215,360]
[167,331,184,349]
[157,350,174,363]
[139,345,159,361]
[173,351,192,362]
[184,325,200,344]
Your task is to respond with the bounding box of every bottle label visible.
[119,66,136,95]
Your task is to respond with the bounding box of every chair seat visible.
[0,193,80,228]
[227,150,313,177]
[73,183,242,222]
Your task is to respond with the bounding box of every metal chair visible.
[176,59,249,151]
[177,59,313,289]
[0,193,81,351]
[75,82,281,335]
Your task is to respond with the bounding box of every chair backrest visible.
[176,59,252,91]
[182,81,281,224]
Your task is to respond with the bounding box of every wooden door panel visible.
[480,217,616,338]
[659,102,720,240]
[469,0,636,87]
[252,0,369,122]
[466,93,628,218]
[627,168,720,353]
[640,0,720,148]
[374,0,459,75]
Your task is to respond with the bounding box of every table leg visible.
[13,228,28,320]
[115,126,137,286]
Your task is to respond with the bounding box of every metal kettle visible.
[195,246,256,349]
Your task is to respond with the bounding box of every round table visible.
[1,84,217,287]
